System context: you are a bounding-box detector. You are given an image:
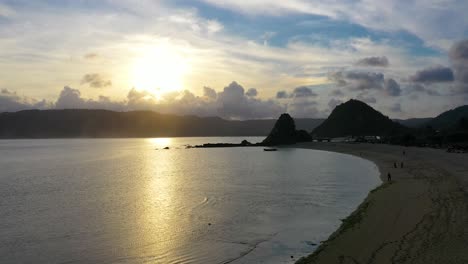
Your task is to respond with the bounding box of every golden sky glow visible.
[1,1,467,119]
[131,43,191,98]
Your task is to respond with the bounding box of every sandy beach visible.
[295,142,468,264]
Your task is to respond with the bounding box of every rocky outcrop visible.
[262,113,312,146]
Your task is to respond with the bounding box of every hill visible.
[394,118,433,128]
[312,99,406,137]
[0,109,324,138]
[426,105,468,130]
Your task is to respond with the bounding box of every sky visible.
[1,0,468,120]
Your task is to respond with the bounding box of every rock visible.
[295,129,313,142]
[262,113,297,146]
[240,140,252,146]
[262,113,312,146]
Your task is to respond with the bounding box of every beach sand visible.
[295,142,468,264]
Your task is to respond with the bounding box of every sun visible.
[131,44,190,96]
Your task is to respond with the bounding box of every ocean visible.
[0,138,380,263]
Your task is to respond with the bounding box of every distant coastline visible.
[0,109,323,138]
[295,142,468,263]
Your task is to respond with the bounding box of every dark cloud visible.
[409,66,454,83]
[81,73,112,88]
[276,90,288,99]
[291,86,317,97]
[356,56,389,67]
[203,86,217,99]
[407,83,441,97]
[384,78,402,96]
[246,88,258,97]
[346,72,384,91]
[449,39,468,92]
[330,71,402,98]
[330,71,384,91]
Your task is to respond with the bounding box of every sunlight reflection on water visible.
[0,138,380,264]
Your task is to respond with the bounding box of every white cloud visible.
[3,82,286,120]
[198,0,468,49]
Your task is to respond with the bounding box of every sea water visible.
[0,138,380,263]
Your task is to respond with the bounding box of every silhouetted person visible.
[401,162,404,168]
[403,150,406,156]
[394,162,397,168]
[387,173,392,182]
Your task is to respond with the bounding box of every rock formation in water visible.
[262,113,312,146]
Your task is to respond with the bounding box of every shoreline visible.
[294,142,468,264]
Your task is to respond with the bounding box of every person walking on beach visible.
[387,173,392,182]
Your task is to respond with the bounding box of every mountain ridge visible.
[0,109,324,138]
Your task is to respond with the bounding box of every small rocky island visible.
[192,113,312,148]
[262,113,312,146]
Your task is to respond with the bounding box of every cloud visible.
[0,3,15,18]
[246,88,258,97]
[291,86,318,97]
[215,82,285,119]
[407,83,441,97]
[356,93,377,104]
[330,71,402,98]
[328,98,343,110]
[203,86,217,99]
[449,39,468,92]
[276,91,289,99]
[329,89,344,97]
[81,74,112,88]
[47,82,286,119]
[330,71,384,91]
[197,0,468,49]
[260,31,277,46]
[390,102,402,113]
[384,78,402,96]
[356,56,389,67]
[83,53,99,60]
[409,66,454,83]
[287,99,321,118]
[0,88,50,112]
[55,86,123,110]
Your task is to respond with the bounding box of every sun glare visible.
[149,138,172,148]
[132,44,190,97]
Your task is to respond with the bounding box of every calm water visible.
[0,138,380,264]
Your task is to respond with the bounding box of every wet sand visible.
[295,142,468,264]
